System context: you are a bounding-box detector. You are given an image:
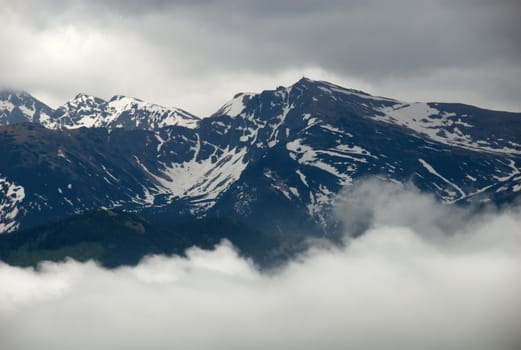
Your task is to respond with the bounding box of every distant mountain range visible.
[1,78,520,255]
[0,90,199,130]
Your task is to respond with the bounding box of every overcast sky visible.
[1,0,520,116]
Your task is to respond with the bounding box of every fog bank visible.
[1,181,520,350]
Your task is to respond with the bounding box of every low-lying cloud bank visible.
[1,180,520,350]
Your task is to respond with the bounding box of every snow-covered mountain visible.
[0,90,55,127]
[52,94,200,130]
[0,78,520,235]
[0,91,200,130]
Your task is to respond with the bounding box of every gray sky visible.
[1,0,520,116]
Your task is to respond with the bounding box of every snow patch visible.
[146,147,249,211]
[0,175,25,233]
[215,93,254,118]
[418,158,465,201]
[287,139,353,185]
[374,103,521,155]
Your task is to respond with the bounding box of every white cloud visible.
[0,180,520,350]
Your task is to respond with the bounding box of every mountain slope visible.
[0,209,286,268]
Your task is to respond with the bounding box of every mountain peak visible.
[292,76,332,89]
[0,89,32,100]
[72,92,101,101]
[74,92,88,98]
[0,90,55,126]
[51,93,201,130]
[109,95,143,103]
[212,92,256,118]
[66,93,107,110]
[295,76,314,84]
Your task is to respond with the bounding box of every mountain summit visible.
[0,90,55,126]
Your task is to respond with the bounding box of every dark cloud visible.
[1,0,520,114]
[1,180,520,350]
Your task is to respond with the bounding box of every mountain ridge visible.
[0,78,520,236]
[0,90,200,130]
